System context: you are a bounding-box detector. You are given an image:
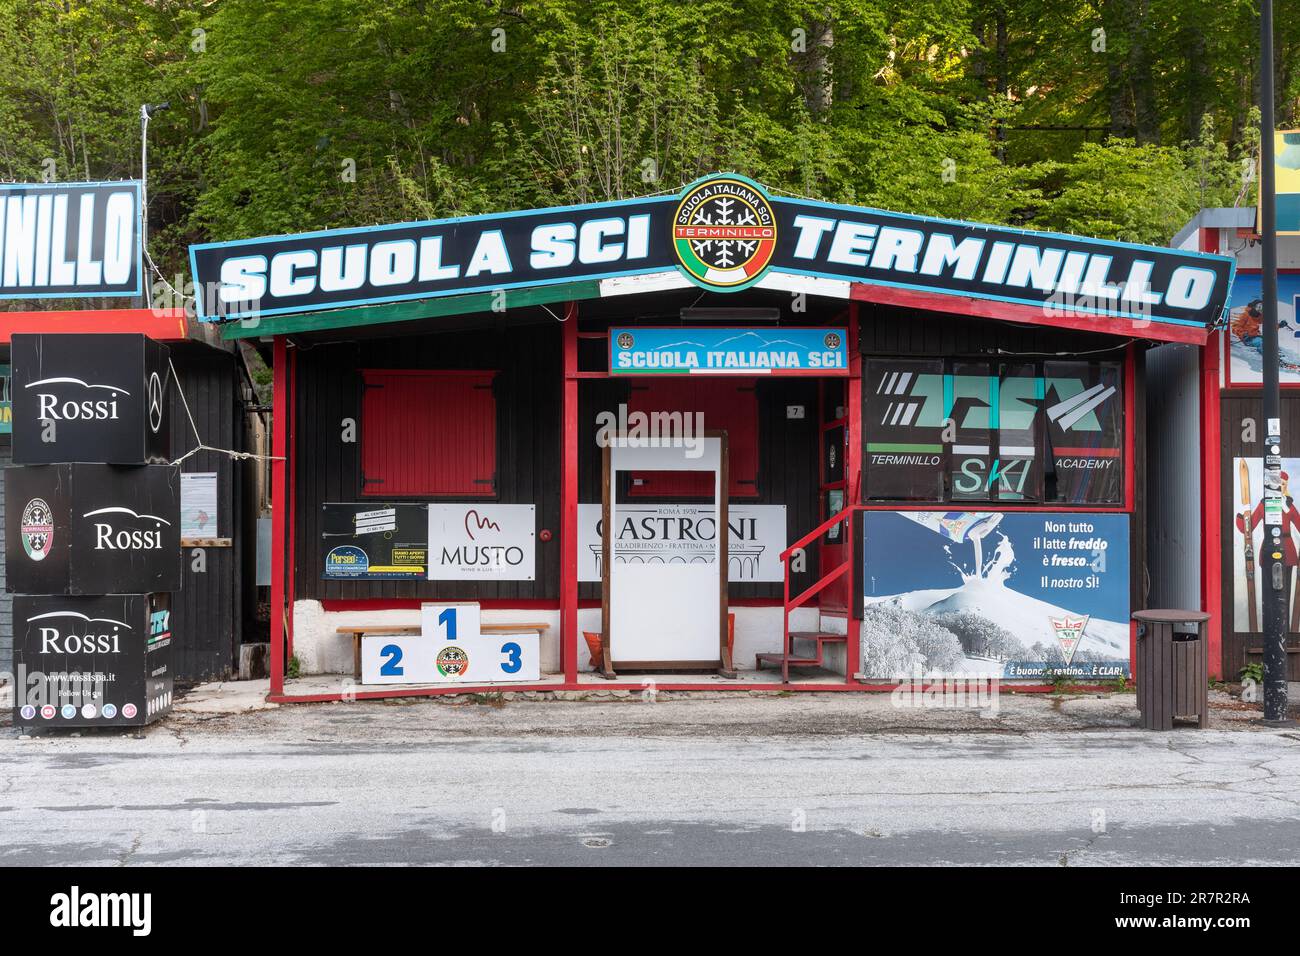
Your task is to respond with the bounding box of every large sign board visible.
[189,174,1233,336]
[577,503,785,582]
[321,502,428,579]
[861,510,1130,680]
[427,504,535,581]
[9,333,171,465]
[1264,131,1300,236]
[864,359,1124,504]
[12,592,173,727]
[609,327,846,376]
[0,181,142,298]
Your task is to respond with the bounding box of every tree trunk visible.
[797,19,834,118]
[1128,0,1159,143]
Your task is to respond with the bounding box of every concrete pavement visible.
[1,689,1298,866]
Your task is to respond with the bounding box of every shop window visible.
[863,358,1124,505]
[1043,360,1124,505]
[864,358,945,500]
[359,370,497,497]
[626,379,759,498]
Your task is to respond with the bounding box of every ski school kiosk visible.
[188,173,1235,701]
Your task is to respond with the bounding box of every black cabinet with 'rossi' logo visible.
[9,332,171,465]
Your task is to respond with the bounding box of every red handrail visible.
[779,504,858,561]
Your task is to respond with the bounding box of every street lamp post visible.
[1259,0,1290,723]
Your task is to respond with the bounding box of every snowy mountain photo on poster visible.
[861,511,1130,679]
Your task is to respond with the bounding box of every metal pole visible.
[1259,0,1290,722]
[139,104,149,257]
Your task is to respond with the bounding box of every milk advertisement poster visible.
[861,511,1130,679]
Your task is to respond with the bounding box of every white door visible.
[608,438,723,664]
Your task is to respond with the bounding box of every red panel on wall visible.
[627,378,759,498]
[360,370,497,496]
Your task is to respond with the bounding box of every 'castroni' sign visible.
[0,181,142,298]
[189,173,1233,335]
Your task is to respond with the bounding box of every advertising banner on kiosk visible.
[320,502,428,579]
[608,327,847,376]
[427,504,535,581]
[861,510,1130,680]
[577,503,785,582]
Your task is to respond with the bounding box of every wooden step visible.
[755,652,822,667]
[789,631,847,642]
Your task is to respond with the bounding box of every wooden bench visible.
[337,622,550,681]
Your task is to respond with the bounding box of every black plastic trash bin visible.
[1132,609,1211,731]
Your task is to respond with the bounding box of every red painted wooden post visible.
[561,303,580,683]
[1199,226,1224,681]
[270,336,288,697]
[845,303,863,681]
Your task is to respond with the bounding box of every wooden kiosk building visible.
[191,174,1235,701]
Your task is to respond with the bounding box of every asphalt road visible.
[2,694,1298,866]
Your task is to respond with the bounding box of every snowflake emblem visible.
[672,176,778,289]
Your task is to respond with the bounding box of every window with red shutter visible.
[626,378,759,498]
[359,370,497,497]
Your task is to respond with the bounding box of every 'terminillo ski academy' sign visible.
[188,174,1234,334]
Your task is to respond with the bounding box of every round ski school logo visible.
[436,645,470,678]
[672,175,776,291]
[20,497,53,561]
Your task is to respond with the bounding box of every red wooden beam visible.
[1202,332,1224,679]
[0,308,188,343]
[848,283,1208,346]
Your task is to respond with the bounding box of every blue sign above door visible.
[608,326,848,376]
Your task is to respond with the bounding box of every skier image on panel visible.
[1230,299,1294,349]
[1235,469,1300,631]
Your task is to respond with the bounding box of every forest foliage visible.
[0,0,1294,292]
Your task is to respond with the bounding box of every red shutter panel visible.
[627,379,759,499]
[360,370,496,496]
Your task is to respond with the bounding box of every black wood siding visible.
[168,345,243,681]
[294,325,563,601]
[293,324,823,603]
